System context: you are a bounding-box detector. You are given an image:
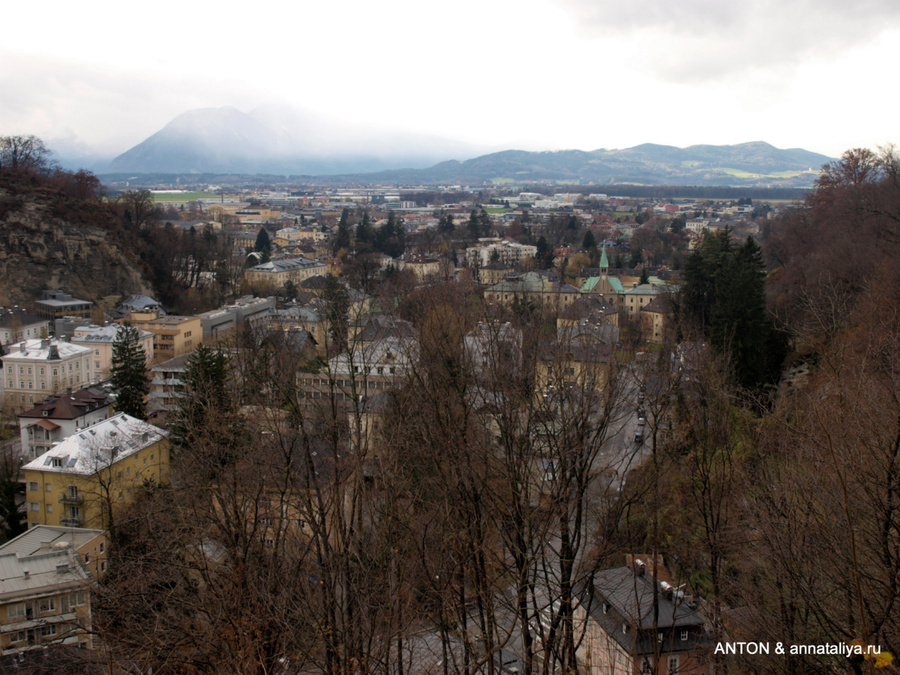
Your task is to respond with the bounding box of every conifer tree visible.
[111,325,150,419]
[334,208,352,255]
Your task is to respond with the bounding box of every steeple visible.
[599,244,609,274]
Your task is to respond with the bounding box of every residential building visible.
[33,291,92,321]
[0,310,49,348]
[535,318,617,399]
[131,315,202,360]
[17,386,113,461]
[574,557,711,675]
[243,257,327,288]
[270,305,329,357]
[641,295,675,344]
[2,340,95,415]
[0,529,97,655]
[197,296,276,343]
[297,336,416,403]
[465,239,537,268]
[484,272,580,311]
[147,353,192,422]
[0,524,108,585]
[70,324,154,381]
[22,413,170,530]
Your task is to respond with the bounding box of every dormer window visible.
[42,410,48,417]
[50,457,63,468]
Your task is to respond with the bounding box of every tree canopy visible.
[111,325,150,419]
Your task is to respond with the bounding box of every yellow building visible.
[535,319,617,399]
[130,315,202,361]
[23,413,170,530]
[243,258,327,288]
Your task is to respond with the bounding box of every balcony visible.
[61,516,84,527]
[58,494,83,506]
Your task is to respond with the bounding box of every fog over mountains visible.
[76,105,835,186]
[105,105,482,175]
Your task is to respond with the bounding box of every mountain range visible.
[92,106,833,186]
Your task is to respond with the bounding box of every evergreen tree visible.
[535,236,553,269]
[640,266,650,285]
[255,227,271,263]
[111,325,150,419]
[321,275,350,352]
[355,212,373,246]
[254,227,271,255]
[709,236,775,391]
[175,344,230,446]
[582,230,597,250]
[467,210,483,240]
[438,212,455,235]
[334,208,352,255]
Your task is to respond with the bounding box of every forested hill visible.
[292,141,831,187]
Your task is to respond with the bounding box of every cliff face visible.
[0,183,153,310]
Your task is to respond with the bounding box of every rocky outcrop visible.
[0,185,153,310]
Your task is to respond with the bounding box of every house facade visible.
[575,559,712,675]
[17,387,113,461]
[0,534,96,655]
[0,310,50,348]
[22,414,170,530]
[2,340,95,415]
[70,324,154,381]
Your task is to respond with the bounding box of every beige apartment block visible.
[2,340,95,415]
[71,324,154,381]
[130,315,202,361]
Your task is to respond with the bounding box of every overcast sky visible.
[3,0,899,161]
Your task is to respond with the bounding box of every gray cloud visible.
[559,0,900,81]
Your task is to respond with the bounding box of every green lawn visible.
[150,191,220,203]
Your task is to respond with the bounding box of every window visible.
[71,592,87,606]
[658,632,664,643]
[47,504,52,514]
[9,631,26,644]
[68,485,78,499]
[668,657,679,674]
[45,483,52,492]
[681,630,689,641]
[39,597,55,614]
[29,502,40,512]
[8,602,25,619]
[40,624,57,637]
[28,482,38,492]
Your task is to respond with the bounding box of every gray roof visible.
[249,258,326,273]
[22,413,167,475]
[0,546,91,600]
[0,525,105,559]
[580,567,704,630]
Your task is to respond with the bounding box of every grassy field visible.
[485,207,511,214]
[720,168,811,180]
[150,191,220,203]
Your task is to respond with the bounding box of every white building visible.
[17,387,113,461]
[2,340,95,415]
[0,310,50,348]
[465,240,538,268]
